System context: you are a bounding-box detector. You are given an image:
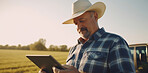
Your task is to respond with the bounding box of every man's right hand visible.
[38,69,46,73]
[39,65,80,73]
[52,65,80,73]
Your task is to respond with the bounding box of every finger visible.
[62,66,80,73]
[62,64,70,69]
[52,67,57,73]
[63,65,75,70]
[38,70,46,73]
[52,67,71,73]
[52,67,61,73]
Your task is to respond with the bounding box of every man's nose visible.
[77,22,83,29]
[77,23,82,31]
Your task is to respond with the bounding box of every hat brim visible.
[63,2,106,24]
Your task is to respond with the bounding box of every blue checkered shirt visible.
[66,28,135,73]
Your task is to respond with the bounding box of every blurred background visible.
[0,0,148,48]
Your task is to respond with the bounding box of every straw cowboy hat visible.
[63,0,106,24]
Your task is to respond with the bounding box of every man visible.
[40,0,136,73]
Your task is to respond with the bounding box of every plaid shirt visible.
[66,28,135,73]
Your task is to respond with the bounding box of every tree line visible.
[0,38,70,52]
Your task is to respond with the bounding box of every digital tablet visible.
[26,55,64,73]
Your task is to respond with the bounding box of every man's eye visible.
[80,21,84,23]
[75,22,77,25]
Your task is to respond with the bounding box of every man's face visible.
[73,11,98,39]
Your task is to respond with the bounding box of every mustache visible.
[78,27,88,32]
[80,27,87,31]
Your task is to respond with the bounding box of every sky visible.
[0,0,148,47]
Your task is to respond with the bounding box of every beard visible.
[79,27,91,39]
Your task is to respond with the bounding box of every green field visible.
[0,49,69,73]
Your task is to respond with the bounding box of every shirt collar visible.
[78,27,106,44]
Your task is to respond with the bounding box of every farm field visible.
[0,49,69,73]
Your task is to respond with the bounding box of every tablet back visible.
[26,55,63,73]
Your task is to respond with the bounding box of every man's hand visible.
[52,65,80,73]
[38,69,46,73]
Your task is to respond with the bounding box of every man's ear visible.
[94,12,98,21]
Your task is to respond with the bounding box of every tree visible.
[59,45,67,51]
[48,45,69,51]
[48,45,59,51]
[17,44,21,49]
[38,38,46,46]
[5,44,9,49]
[0,45,4,49]
[30,39,47,51]
[48,45,55,51]
[21,45,30,50]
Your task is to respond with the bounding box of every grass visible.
[0,49,69,73]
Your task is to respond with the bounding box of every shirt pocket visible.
[84,51,107,61]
